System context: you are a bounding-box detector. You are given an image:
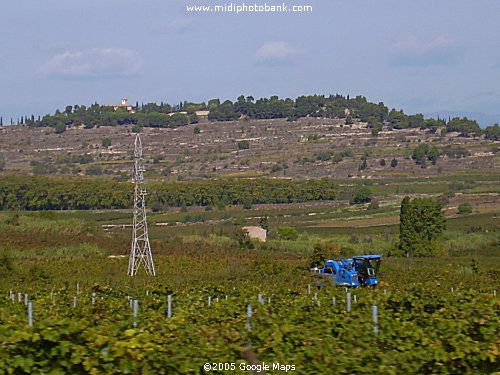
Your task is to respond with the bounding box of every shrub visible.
[238,140,250,150]
[101,138,112,147]
[350,186,372,205]
[310,242,342,268]
[54,122,66,134]
[277,226,299,241]
[458,202,473,215]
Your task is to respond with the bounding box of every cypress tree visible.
[398,197,445,257]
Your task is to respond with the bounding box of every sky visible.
[1,0,500,125]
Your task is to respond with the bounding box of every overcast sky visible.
[1,0,500,124]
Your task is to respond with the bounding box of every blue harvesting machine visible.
[312,254,382,287]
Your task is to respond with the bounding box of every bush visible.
[235,229,254,249]
[458,202,473,215]
[238,140,250,150]
[101,138,112,147]
[54,122,66,134]
[85,166,103,176]
[350,186,372,205]
[310,242,342,268]
[277,226,299,241]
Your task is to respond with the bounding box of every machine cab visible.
[322,259,359,287]
[352,255,381,286]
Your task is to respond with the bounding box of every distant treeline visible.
[13,94,499,139]
[0,176,337,211]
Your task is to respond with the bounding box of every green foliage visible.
[101,138,112,147]
[54,122,66,134]
[0,208,498,374]
[0,282,497,374]
[309,242,342,267]
[350,186,372,205]
[0,176,338,210]
[258,215,269,231]
[399,197,446,257]
[235,228,254,249]
[458,202,473,215]
[390,158,398,168]
[27,96,487,136]
[237,140,250,150]
[31,162,57,175]
[412,144,440,166]
[85,166,103,176]
[446,117,481,137]
[193,126,201,135]
[483,124,499,140]
[277,226,299,241]
[208,100,239,121]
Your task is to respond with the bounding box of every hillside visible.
[0,117,498,181]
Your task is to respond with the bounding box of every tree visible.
[350,186,372,205]
[412,144,428,166]
[446,117,481,137]
[238,140,250,150]
[398,197,446,257]
[391,158,398,168]
[379,159,386,166]
[54,122,66,134]
[194,126,201,134]
[484,124,499,141]
[101,138,112,147]
[427,146,440,165]
[259,215,269,231]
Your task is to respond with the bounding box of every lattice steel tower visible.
[128,134,156,276]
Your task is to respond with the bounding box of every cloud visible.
[150,18,195,33]
[390,36,463,67]
[37,48,143,79]
[256,41,298,65]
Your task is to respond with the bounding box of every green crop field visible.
[0,209,498,374]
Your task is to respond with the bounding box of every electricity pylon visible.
[128,134,156,276]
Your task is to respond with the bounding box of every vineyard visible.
[0,281,498,374]
[0,209,499,374]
